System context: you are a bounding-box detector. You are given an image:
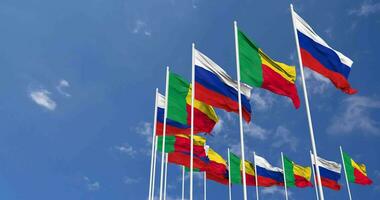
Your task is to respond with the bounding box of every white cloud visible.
[83,176,100,191]
[212,118,224,135]
[114,143,137,157]
[303,67,330,94]
[244,123,269,140]
[328,96,380,135]
[132,20,151,36]
[124,176,141,184]
[136,122,153,143]
[261,186,292,198]
[56,79,71,97]
[271,126,298,151]
[349,1,380,16]
[251,91,275,111]
[29,89,57,111]
[324,27,333,38]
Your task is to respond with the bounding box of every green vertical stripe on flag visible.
[237,30,264,88]
[229,152,242,184]
[167,72,190,125]
[342,151,355,182]
[157,136,176,153]
[283,155,295,187]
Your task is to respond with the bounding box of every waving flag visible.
[229,152,256,186]
[342,151,372,185]
[311,154,342,190]
[237,30,300,108]
[194,49,252,122]
[155,73,219,135]
[255,154,284,187]
[283,155,312,188]
[204,148,229,185]
[293,10,357,94]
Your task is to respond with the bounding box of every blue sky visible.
[0,0,379,199]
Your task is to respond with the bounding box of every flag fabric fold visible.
[293,10,357,94]
[229,152,256,186]
[342,151,372,185]
[311,154,342,190]
[204,148,229,185]
[237,30,301,108]
[194,49,252,122]
[283,155,313,188]
[255,154,284,187]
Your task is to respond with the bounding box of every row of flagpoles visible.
[146,4,371,200]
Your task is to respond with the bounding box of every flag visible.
[229,152,256,186]
[311,154,342,190]
[292,10,357,94]
[342,151,372,185]
[255,154,284,187]
[156,73,219,135]
[204,148,229,185]
[194,49,252,122]
[283,155,312,188]
[237,30,300,108]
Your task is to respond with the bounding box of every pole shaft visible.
[182,166,185,200]
[204,172,207,200]
[228,148,232,200]
[340,146,353,200]
[152,136,158,200]
[163,153,168,200]
[281,152,288,200]
[310,151,320,200]
[290,4,324,200]
[254,152,259,200]
[190,43,195,200]
[233,20,248,200]
[148,89,159,200]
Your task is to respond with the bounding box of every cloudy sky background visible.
[0,0,379,199]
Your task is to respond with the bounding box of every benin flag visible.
[156,72,218,135]
[229,152,256,186]
[342,152,373,185]
[283,155,312,187]
[203,148,229,185]
[157,135,206,157]
[237,30,300,108]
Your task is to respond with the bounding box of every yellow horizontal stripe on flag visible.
[242,160,255,176]
[176,134,206,146]
[259,49,296,84]
[207,148,226,165]
[293,163,311,180]
[351,159,368,176]
[186,85,219,123]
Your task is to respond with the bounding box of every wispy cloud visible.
[261,186,292,198]
[29,89,57,111]
[271,126,298,151]
[251,91,275,111]
[113,143,137,157]
[303,68,331,94]
[132,20,151,36]
[328,96,380,135]
[349,1,380,16]
[213,118,224,135]
[56,79,71,97]
[83,176,100,191]
[136,122,153,143]
[244,123,269,140]
[124,176,141,184]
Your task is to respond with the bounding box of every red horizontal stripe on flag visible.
[186,105,217,134]
[354,168,373,185]
[257,176,284,187]
[245,173,256,186]
[206,173,229,185]
[318,177,341,190]
[261,64,300,108]
[294,175,312,188]
[168,152,207,170]
[156,122,191,136]
[300,48,357,94]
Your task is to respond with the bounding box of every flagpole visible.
[290,4,325,200]
[310,151,320,200]
[152,136,158,200]
[204,172,207,200]
[148,89,159,200]
[228,148,232,200]
[253,152,259,200]
[182,166,185,200]
[190,42,195,200]
[164,153,168,200]
[234,20,248,200]
[340,146,353,200]
[281,152,288,200]
[159,66,170,200]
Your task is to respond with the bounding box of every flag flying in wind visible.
[194,49,252,122]
[155,73,218,135]
[255,154,284,187]
[311,154,342,190]
[342,151,373,185]
[293,10,357,94]
[283,155,312,188]
[229,152,256,186]
[204,148,229,185]
[237,30,300,108]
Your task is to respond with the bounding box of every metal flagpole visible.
[182,166,185,200]
[164,153,168,200]
[253,152,259,200]
[152,136,158,200]
[204,172,207,200]
[233,20,248,200]
[159,67,170,200]
[281,152,289,200]
[340,146,353,200]
[290,4,325,200]
[228,148,232,200]
[190,43,195,200]
[148,89,159,200]
[310,151,320,200]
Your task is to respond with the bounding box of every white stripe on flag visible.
[310,154,341,174]
[254,154,283,172]
[157,92,165,109]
